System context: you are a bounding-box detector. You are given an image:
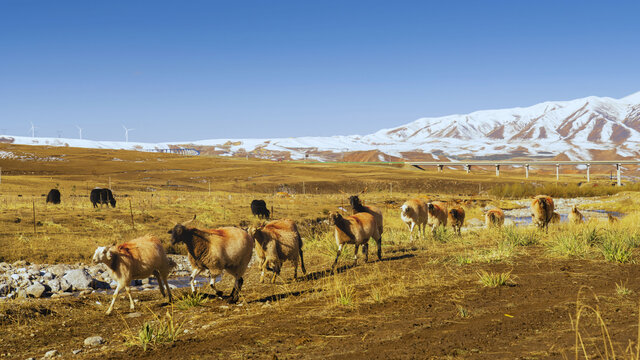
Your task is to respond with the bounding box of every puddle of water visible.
[505,209,624,226]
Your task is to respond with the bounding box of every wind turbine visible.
[76,125,83,140]
[123,125,135,143]
[29,122,36,138]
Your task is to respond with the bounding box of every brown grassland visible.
[2,143,640,359]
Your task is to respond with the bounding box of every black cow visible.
[250,199,270,219]
[90,188,116,208]
[46,189,61,204]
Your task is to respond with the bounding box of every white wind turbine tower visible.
[76,125,83,140]
[29,122,36,138]
[123,125,135,143]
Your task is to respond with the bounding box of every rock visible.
[79,289,92,296]
[48,264,68,277]
[10,274,20,281]
[125,312,142,318]
[141,278,151,285]
[42,272,53,281]
[25,282,46,298]
[12,260,28,267]
[466,218,484,227]
[59,278,72,292]
[43,350,58,358]
[72,349,82,355]
[47,279,61,293]
[63,269,93,290]
[130,279,142,286]
[83,336,104,346]
[0,284,11,297]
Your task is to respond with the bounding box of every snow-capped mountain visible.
[2,91,640,162]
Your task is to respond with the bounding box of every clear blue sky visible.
[1,1,639,142]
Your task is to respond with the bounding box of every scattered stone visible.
[0,284,11,297]
[84,336,104,347]
[25,282,46,298]
[63,269,93,290]
[72,349,82,355]
[79,289,92,296]
[125,312,142,318]
[43,350,58,358]
[219,305,230,310]
[201,324,212,330]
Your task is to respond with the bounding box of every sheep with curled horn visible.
[92,234,175,315]
[328,211,382,274]
[248,219,306,283]
[568,205,584,224]
[485,208,505,228]
[168,215,253,303]
[426,201,448,235]
[531,195,554,231]
[400,198,428,240]
[347,188,384,236]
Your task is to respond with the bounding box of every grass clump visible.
[502,226,538,247]
[176,291,208,310]
[123,307,183,351]
[615,281,632,296]
[335,284,355,307]
[477,270,512,287]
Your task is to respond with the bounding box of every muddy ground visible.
[2,246,639,360]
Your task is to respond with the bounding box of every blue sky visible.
[1,1,639,142]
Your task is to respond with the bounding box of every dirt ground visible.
[2,246,639,360]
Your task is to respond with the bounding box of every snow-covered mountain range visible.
[2,91,640,162]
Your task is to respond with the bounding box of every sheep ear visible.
[105,250,112,260]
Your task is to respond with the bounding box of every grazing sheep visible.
[329,211,382,273]
[531,195,554,231]
[426,201,448,235]
[248,219,306,283]
[568,206,584,224]
[550,212,561,224]
[168,216,253,303]
[485,208,505,228]
[608,213,618,224]
[349,195,384,235]
[400,198,428,240]
[448,206,465,235]
[92,235,175,315]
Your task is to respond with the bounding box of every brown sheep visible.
[448,206,465,235]
[531,195,554,231]
[349,195,384,235]
[329,211,381,273]
[92,235,175,315]
[568,206,584,224]
[608,213,619,223]
[168,216,253,303]
[485,208,505,228]
[248,219,307,283]
[400,198,428,240]
[426,201,448,235]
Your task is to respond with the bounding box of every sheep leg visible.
[260,259,268,283]
[154,270,166,298]
[331,244,344,274]
[190,268,202,293]
[353,244,360,266]
[106,283,122,315]
[271,262,279,284]
[375,236,382,261]
[362,243,369,263]
[161,273,173,303]
[229,277,244,303]
[406,222,414,241]
[126,286,135,310]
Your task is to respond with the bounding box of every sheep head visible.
[328,211,342,225]
[168,216,196,244]
[92,246,112,264]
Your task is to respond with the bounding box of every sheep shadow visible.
[250,288,320,304]
[300,253,416,282]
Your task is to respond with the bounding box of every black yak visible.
[46,189,61,204]
[251,199,270,219]
[90,188,116,208]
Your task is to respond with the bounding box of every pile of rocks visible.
[0,255,193,300]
